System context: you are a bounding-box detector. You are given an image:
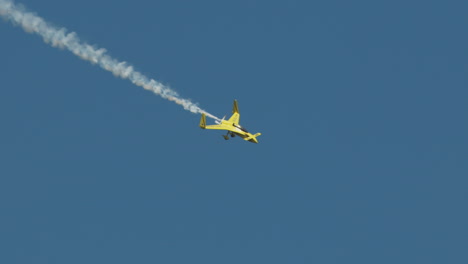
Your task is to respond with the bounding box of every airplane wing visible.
[205,124,238,132]
[199,113,238,132]
[227,100,240,125]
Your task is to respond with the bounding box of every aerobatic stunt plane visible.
[199,100,261,143]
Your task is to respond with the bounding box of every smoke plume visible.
[0,0,219,120]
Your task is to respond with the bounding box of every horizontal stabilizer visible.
[244,133,261,141]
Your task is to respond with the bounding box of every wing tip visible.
[199,113,206,129]
[233,99,239,114]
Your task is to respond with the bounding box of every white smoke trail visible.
[0,0,219,120]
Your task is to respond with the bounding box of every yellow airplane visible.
[199,100,261,143]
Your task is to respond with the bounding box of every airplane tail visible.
[245,133,262,143]
[199,113,207,129]
[252,133,262,139]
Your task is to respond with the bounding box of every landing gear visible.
[223,132,235,140]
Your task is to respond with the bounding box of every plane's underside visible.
[199,100,261,143]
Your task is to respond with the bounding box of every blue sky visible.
[1,0,467,263]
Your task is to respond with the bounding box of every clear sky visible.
[1,0,467,263]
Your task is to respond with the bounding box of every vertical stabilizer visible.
[199,113,207,129]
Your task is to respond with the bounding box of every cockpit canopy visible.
[233,124,249,133]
